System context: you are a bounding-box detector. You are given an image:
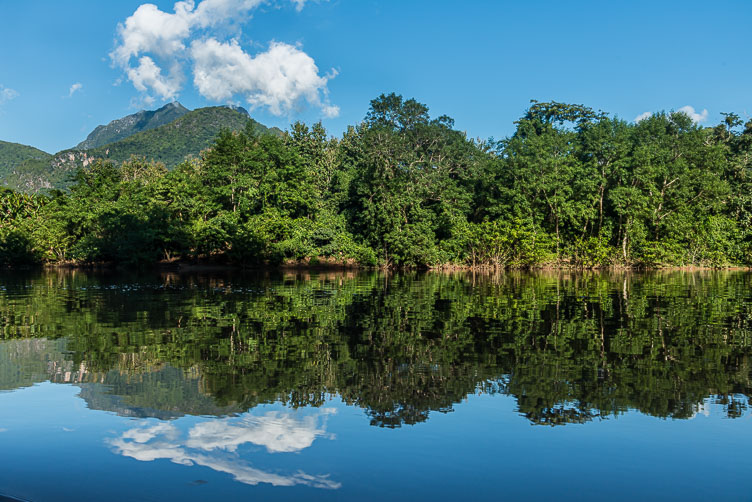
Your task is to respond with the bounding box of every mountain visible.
[1,157,58,192]
[78,105,275,168]
[0,141,52,181]
[1,105,281,193]
[76,101,189,150]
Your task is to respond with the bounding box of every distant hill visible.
[0,141,52,181]
[1,157,59,192]
[76,101,189,150]
[1,105,282,193]
[78,105,276,168]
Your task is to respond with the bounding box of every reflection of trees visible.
[1,270,752,425]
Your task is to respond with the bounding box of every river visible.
[0,270,750,501]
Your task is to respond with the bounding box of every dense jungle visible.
[3,94,752,269]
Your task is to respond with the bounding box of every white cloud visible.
[127,56,183,100]
[68,83,83,97]
[0,85,19,105]
[322,104,340,118]
[108,410,339,489]
[111,0,337,116]
[191,38,339,116]
[676,105,709,124]
[110,2,194,66]
[634,111,652,123]
[192,0,265,28]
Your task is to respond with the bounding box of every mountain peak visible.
[222,104,250,117]
[75,102,191,150]
[162,101,189,112]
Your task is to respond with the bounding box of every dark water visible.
[0,269,751,501]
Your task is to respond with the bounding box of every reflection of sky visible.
[3,383,752,501]
[108,409,340,490]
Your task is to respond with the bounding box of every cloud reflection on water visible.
[108,408,340,489]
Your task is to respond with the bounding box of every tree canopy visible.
[2,94,752,269]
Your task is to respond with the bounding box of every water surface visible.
[0,270,751,501]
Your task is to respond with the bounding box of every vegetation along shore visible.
[2,94,752,270]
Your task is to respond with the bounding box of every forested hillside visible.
[2,93,752,269]
[80,106,278,168]
[0,141,51,181]
[0,105,276,193]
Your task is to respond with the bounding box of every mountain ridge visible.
[76,101,190,150]
[0,140,52,181]
[1,104,280,193]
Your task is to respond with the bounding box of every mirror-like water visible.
[0,270,751,501]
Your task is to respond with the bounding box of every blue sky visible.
[0,0,751,153]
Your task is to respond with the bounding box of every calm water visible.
[0,270,751,501]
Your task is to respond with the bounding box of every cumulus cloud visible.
[111,0,338,117]
[634,111,652,123]
[191,39,338,116]
[0,85,19,105]
[676,105,709,124]
[108,410,339,489]
[192,0,265,28]
[127,56,183,100]
[68,83,83,97]
[110,2,194,66]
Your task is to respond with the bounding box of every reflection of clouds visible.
[123,422,179,443]
[108,409,340,489]
[689,401,711,419]
[187,408,336,453]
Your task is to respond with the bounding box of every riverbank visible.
[34,258,751,273]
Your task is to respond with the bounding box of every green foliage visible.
[343,93,480,267]
[0,229,39,266]
[2,94,752,269]
[568,233,615,268]
[460,219,551,268]
[0,141,52,182]
[0,188,45,266]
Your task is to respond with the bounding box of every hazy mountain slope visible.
[0,141,52,180]
[2,105,280,192]
[2,158,61,192]
[80,106,272,168]
[76,102,189,150]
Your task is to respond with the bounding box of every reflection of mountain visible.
[108,409,339,489]
[0,338,72,391]
[76,367,243,420]
[1,270,752,426]
[0,339,240,418]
